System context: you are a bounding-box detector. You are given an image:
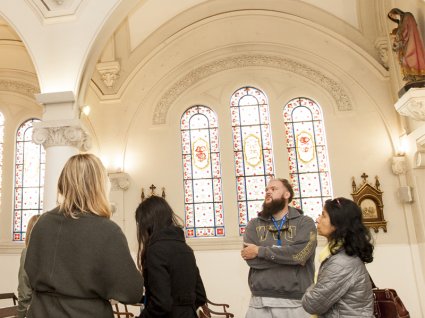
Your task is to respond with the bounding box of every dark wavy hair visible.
[325,197,374,263]
[135,196,182,271]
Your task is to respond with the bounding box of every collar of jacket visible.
[257,206,302,221]
[149,225,186,245]
[320,246,345,267]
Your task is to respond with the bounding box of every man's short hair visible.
[277,178,294,203]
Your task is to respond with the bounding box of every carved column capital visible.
[392,155,407,175]
[32,121,91,151]
[108,172,130,191]
[96,61,120,88]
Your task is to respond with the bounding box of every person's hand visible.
[241,243,259,260]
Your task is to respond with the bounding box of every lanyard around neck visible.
[271,214,288,246]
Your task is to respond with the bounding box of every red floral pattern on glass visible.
[13,119,46,241]
[283,98,333,221]
[231,87,275,234]
[181,106,224,237]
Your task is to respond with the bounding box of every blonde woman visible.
[25,154,143,318]
[17,215,40,318]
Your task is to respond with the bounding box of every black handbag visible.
[369,274,410,318]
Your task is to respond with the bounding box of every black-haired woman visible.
[302,197,374,317]
[135,196,206,318]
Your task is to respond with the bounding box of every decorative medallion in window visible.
[351,173,387,233]
[283,97,333,221]
[230,86,275,235]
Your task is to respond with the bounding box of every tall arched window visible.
[230,86,275,235]
[0,112,4,207]
[181,106,224,237]
[283,97,333,221]
[13,119,46,241]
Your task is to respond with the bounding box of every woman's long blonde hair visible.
[25,214,40,247]
[57,153,111,218]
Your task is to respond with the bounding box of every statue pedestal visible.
[398,81,425,98]
[395,88,425,121]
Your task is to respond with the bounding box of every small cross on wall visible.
[149,184,157,196]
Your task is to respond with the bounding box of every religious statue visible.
[388,8,425,83]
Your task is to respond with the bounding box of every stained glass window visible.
[13,119,46,241]
[230,87,275,235]
[283,97,333,221]
[181,106,224,238]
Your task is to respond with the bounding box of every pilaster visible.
[32,91,92,211]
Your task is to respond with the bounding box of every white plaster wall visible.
[0,254,20,294]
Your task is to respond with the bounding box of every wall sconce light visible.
[80,105,91,116]
[397,133,409,155]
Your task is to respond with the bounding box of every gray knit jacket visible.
[243,206,317,300]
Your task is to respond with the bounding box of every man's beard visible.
[261,196,286,218]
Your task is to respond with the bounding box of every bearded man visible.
[241,178,317,318]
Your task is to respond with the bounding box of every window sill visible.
[187,236,244,251]
[0,242,24,254]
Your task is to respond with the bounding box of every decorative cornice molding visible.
[374,37,389,70]
[0,79,39,98]
[0,242,24,254]
[32,125,91,151]
[153,54,353,124]
[26,0,83,21]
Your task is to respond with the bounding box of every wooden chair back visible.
[0,294,17,306]
[112,303,138,318]
[198,298,234,318]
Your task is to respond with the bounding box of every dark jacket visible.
[17,248,31,318]
[140,225,206,318]
[243,206,317,299]
[302,249,374,317]
[25,208,144,318]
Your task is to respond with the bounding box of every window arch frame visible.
[12,118,46,242]
[230,86,275,235]
[180,105,225,238]
[283,97,333,221]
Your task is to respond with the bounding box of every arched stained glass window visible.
[230,86,275,235]
[181,106,224,238]
[13,118,46,241]
[0,112,4,207]
[283,97,333,221]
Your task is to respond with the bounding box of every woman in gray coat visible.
[302,197,374,317]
